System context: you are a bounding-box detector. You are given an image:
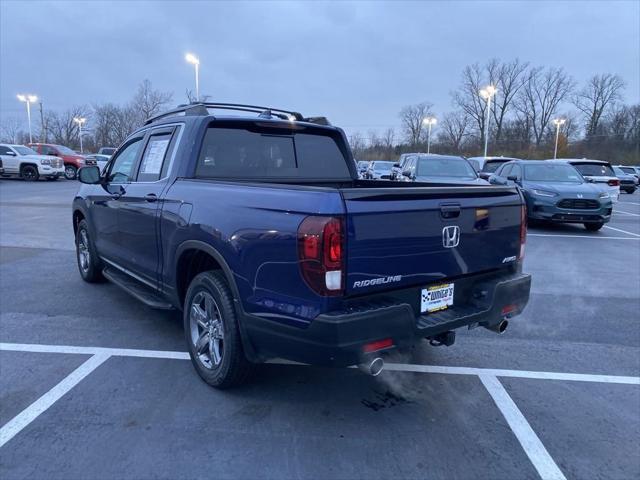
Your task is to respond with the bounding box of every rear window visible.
[416,156,477,179]
[373,162,394,171]
[196,125,351,180]
[482,160,508,173]
[620,167,635,174]
[572,163,614,176]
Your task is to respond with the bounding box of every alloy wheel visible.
[77,229,90,273]
[189,291,224,369]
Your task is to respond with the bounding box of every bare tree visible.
[438,111,471,152]
[516,67,575,147]
[348,131,366,158]
[381,128,395,151]
[452,63,487,143]
[131,79,173,124]
[0,117,24,143]
[573,73,625,138]
[92,103,140,147]
[452,59,532,149]
[491,58,531,145]
[46,105,92,149]
[399,102,433,145]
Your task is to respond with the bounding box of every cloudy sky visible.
[1,0,638,137]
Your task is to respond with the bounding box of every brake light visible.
[298,216,344,296]
[519,204,527,261]
[608,179,619,187]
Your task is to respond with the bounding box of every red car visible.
[28,143,89,180]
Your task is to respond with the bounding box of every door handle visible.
[440,204,461,219]
[144,193,158,203]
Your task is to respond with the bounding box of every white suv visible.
[0,144,65,181]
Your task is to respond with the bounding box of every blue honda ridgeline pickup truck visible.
[73,103,531,388]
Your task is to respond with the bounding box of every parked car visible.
[490,160,612,231]
[84,154,111,172]
[398,154,489,185]
[73,102,530,388]
[467,156,520,180]
[553,159,620,203]
[364,160,395,179]
[612,167,637,194]
[356,160,368,178]
[97,147,117,156]
[390,153,422,181]
[28,143,87,180]
[0,144,65,181]
[614,165,640,186]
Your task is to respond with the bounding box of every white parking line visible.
[528,233,639,240]
[480,375,567,480]
[0,353,110,449]
[1,340,638,480]
[383,363,640,385]
[620,201,640,206]
[603,225,640,237]
[614,210,640,217]
[2,342,639,385]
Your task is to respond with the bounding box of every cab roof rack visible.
[144,102,331,126]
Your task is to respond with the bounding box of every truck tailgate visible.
[340,185,523,295]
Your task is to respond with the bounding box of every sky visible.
[1,0,639,138]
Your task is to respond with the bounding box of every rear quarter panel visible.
[161,180,345,326]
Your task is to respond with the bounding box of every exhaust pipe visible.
[359,357,384,376]
[483,319,509,334]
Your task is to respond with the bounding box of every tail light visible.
[519,204,527,261]
[608,179,620,187]
[298,216,345,296]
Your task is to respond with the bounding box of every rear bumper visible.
[243,271,531,367]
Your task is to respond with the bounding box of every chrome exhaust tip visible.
[484,319,509,334]
[359,357,384,376]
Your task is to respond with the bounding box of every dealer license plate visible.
[421,283,454,313]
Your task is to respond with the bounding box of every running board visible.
[102,267,174,310]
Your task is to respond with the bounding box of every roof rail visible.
[144,102,308,125]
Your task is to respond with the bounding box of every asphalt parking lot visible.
[1,179,639,480]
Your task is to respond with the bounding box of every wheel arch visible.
[174,240,241,311]
[174,240,259,362]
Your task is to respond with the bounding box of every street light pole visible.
[74,117,86,153]
[423,116,437,154]
[185,53,200,101]
[479,85,497,158]
[552,118,566,159]
[17,94,38,143]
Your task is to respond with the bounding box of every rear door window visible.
[136,129,175,182]
[196,125,351,181]
[572,163,615,176]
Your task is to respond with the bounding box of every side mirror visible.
[5,151,17,156]
[402,170,412,177]
[478,172,490,180]
[393,162,401,168]
[78,166,101,184]
[585,177,595,183]
[507,175,521,184]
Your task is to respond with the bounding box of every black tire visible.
[21,165,39,181]
[184,271,253,389]
[625,189,635,194]
[64,165,77,180]
[584,222,604,232]
[75,219,104,282]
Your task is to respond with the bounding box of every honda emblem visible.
[442,226,460,248]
